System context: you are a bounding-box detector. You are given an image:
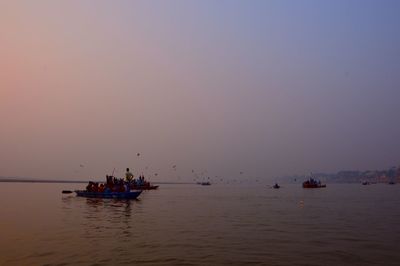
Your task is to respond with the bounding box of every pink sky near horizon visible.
[1,1,399,181]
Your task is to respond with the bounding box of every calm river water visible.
[0,182,399,265]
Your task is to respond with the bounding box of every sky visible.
[1,0,399,182]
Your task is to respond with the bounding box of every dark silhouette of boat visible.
[129,174,159,190]
[272,183,280,189]
[302,177,326,188]
[75,190,142,199]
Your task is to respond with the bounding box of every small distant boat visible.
[199,181,211,186]
[302,177,326,188]
[74,190,142,199]
[272,183,280,189]
[388,181,396,185]
[362,181,370,185]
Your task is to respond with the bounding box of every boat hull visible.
[131,185,159,190]
[302,184,326,188]
[75,190,142,199]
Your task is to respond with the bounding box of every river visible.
[0,182,399,265]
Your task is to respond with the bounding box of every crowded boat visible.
[302,177,326,188]
[84,168,158,193]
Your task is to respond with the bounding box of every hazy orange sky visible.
[1,1,399,181]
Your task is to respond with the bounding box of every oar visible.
[62,190,73,194]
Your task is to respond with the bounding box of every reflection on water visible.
[79,198,140,242]
[1,183,400,265]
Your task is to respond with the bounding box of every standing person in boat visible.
[125,168,134,183]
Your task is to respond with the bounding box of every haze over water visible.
[1,1,400,265]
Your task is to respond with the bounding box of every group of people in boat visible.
[302,177,326,188]
[304,177,322,186]
[126,168,149,187]
[85,168,150,193]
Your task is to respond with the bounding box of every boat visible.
[130,175,159,190]
[75,190,142,199]
[362,181,370,185]
[131,184,159,190]
[302,178,326,188]
[199,181,211,186]
[388,181,396,185]
[272,183,280,189]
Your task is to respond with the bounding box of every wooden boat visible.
[75,190,142,199]
[130,184,159,190]
[303,183,326,188]
[302,178,326,188]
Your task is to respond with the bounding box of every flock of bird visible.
[73,152,264,184]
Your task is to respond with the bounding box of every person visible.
[86,181,94,192]
[99,183,105,193]
[124,181,130,192]
[125,168,134,183]
[106,175,113,186]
